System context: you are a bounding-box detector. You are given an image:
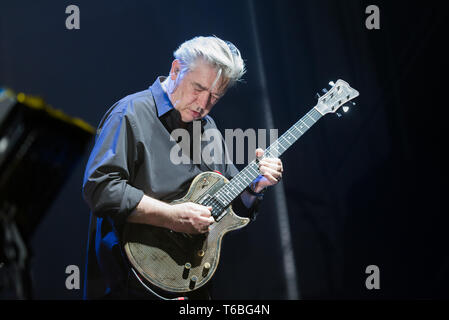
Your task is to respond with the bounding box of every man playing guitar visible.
[82,36,283,299]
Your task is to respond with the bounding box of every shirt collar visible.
[149,76,174,117]
[149,76,208,128]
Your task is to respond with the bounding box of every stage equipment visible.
[0,88,94,299]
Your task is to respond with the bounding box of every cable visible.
[130,267,188,300]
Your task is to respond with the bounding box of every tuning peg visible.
[336,112,342,117]
[351,102,356,106]
[328,81,335,87]
[342,106,349,113]
[316,92,321,98]
[322,88,328,94]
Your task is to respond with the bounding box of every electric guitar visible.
[122,79,359,294]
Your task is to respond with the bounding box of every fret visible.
[309,109,320,121]
[248,166,259,177]
[239,169,251,182]
[222,189,233,200]
[295,126,304,134]
[299,119,309,128]
[216,193,224,202]
[226,188,234,198]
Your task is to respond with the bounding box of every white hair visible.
[173,36,246,88]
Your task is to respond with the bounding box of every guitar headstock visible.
[315,79,359,115]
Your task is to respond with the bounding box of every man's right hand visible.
[168,202,215,234]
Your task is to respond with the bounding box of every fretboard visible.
[214,106,323,207]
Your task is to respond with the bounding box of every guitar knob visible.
[197,250,205,257]
[189,276,198,289]
[202,262,211,277]
[183,263,191,279]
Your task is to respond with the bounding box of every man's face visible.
[169,59,229,122]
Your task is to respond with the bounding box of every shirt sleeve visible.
[82,108,144,226]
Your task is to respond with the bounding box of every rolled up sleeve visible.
[82,108,144,225]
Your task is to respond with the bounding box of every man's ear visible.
[170,59,181,80]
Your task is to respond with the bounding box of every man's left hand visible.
[253,148,283,193]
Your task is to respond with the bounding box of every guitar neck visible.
[214,106,323,207]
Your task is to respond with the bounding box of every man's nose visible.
[197,91,211,110]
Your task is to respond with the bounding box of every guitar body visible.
[122,171,250,293]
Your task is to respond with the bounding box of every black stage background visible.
[0,0,448,299]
